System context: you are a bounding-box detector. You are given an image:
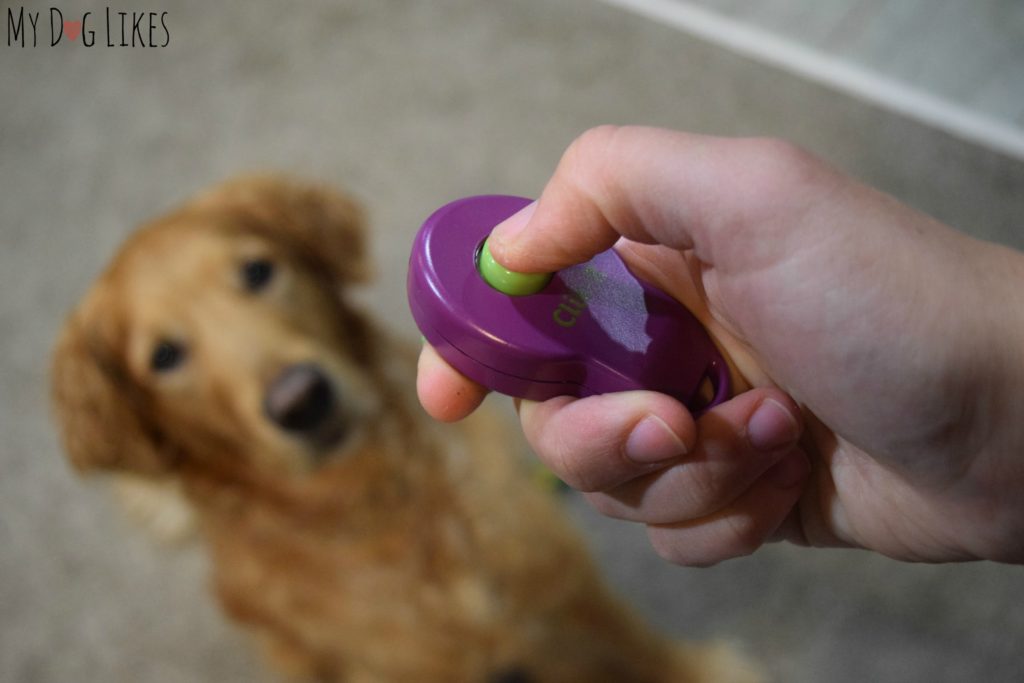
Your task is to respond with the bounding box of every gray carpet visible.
[3,2,1024,682]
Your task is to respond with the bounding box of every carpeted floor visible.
[2,2,1023,682]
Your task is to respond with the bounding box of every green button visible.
[477,238,552,296]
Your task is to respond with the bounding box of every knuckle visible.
[585,491,628,519]
[560,125,624,194]
[568,125,623,159]
[646,526,712,567]
[670,462,731,518]
[542,428,598,492]
[646,526,688,566]
[747,136,813,173]
[721,515,765,559]
[529,400,636,493]
[741,137,820,196]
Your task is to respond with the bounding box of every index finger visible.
[416,343,489,422]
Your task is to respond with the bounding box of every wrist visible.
[943,238,1024,562]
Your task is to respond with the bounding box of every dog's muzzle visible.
[264,363,337,437]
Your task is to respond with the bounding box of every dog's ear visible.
[191,174,371,285]
[51,293,171,476]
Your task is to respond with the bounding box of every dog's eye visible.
[241,258,275,292]
[151,340,186,373]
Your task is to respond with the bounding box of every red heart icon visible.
[64,20,81,41]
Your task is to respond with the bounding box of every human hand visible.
[417,126,1024,565]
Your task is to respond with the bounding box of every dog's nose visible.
[264,364,335,434]
[488,667,533,683]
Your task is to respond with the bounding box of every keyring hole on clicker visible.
[690,375,716,412]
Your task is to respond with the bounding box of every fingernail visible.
[766,453,809,488]
[490,201,537,248]
[624,415,688,464]
[747,398,800,451]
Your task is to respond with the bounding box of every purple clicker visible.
[407,195,731,412]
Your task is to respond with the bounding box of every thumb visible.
[489,125,819,274]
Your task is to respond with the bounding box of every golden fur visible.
[51,176,757,682]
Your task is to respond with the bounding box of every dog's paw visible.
[111,475,197,543]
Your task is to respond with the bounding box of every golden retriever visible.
[50,176,756,683]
